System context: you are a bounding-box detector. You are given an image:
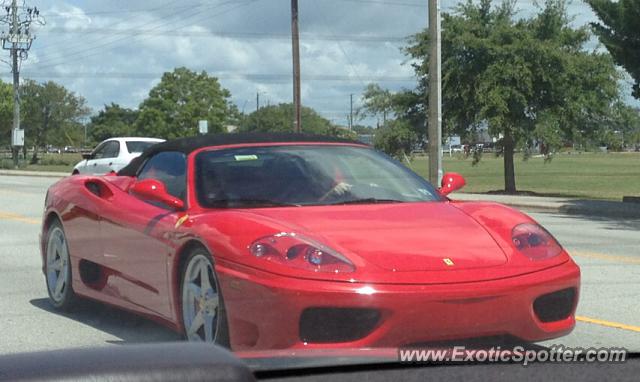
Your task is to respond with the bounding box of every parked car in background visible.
[63,146,79,153]
[72,137,164,175]
[46,146,62,154]
[442,144,463,154]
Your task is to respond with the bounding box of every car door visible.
[94,141,121,174]
[86,141,120,174]
[98,151,188,319]
[77,142,105,174]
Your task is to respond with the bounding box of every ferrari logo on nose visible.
[443,258,455,266]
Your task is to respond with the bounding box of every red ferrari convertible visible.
[40,133,580,350]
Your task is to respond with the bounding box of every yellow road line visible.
[571,252,640,332]
[577,316,640,333]
[572,251,640,265]
[0,211,40,225]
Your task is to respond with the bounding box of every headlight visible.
[249,232,355,273]
[511,223,562,260]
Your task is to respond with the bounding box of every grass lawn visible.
[0,153,81,173]
[2,151,639,201]
[406,152,640,200]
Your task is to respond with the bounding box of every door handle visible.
[93,163,97,166]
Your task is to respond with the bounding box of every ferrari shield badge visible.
[443,258,455,266]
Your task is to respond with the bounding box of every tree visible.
[587,0,640,99]
[360,84,396,127]
[373,120,418,159]
[87,103,138,144]
[405,0,620,192]
[135,67,236,138]
[240,103,355,138]
[351,125,375,135]
[605,102,640,150]
[21,80,90,163]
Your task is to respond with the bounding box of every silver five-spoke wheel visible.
[45,221,76,309]
[181,252,225,343]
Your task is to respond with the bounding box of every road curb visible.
[452,193,640,220]
[557,201,640,220]
[0,170,67,178]
[505,202,640,219]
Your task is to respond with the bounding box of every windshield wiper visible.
[208,198,299,208]
[327,198,405,205]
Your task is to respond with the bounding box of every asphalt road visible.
[0,175,638,355]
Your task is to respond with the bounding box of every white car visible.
[72,137,165,175]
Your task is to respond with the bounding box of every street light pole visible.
[427,0,442,186]
[291,0,302,133]
[350,93,353,130]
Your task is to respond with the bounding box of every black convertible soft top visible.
[118,132,362,176]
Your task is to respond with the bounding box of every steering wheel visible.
[319,182,405,202]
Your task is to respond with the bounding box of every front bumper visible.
[217,259,580,351]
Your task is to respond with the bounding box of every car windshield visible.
[126,141,158,154]
[195,145,441,208]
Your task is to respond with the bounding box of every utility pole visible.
[427,0,442,186]
[0,0,43,167]
[256,91,260,130]
[291,0,301,133]
[349,94,353,130]
[10,0,19,167]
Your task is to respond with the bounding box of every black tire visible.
[44,220,77,310]
[180,248,229,347]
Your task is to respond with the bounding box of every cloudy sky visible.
[0,0,636,126]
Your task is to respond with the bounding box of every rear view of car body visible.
[72,137,164,175]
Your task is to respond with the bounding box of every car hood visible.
[248,201,507,272]
[194,200,570,284]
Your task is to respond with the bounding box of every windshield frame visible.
[192,143,444,209]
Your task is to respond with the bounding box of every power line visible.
[0,71,417,82]
[30,1,258,71]
[39,27,410,43]
[35,0,198,54]
[29,1,237,68]
[43,1,202,18]
[310,1,369,88]
[332,0,425,7]
[32,0,258,67]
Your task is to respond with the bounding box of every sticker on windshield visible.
[234,154,258,161]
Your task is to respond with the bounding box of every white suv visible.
[72,137,165,175]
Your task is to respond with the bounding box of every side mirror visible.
[130,179,184,210]
[439,172,466,196]
[82,153,93,160]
